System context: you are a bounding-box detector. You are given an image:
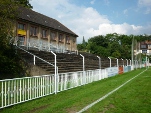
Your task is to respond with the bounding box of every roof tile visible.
[18,7,78,37]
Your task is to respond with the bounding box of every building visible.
[134,40,151,55]
[14,7,78,53]
[140,40,151,55]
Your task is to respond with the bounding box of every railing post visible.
[129,59,131,66]
[126,59,128,66]
[97,56,101,69]
[146,56,147,69]
[121,58,124,67]
[115,58,118,67]
[97,56,101,80]
[147,57,149,68]
[51,51,57,94]
[108,57,111,68]
[80,54,85,85]
[34,55,35,65]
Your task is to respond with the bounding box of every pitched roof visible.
[140,40,151,45]
[18,7,78,37]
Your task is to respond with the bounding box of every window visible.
[18,23,25,30]
[66,36,70,43]
[73,38,76,43]
[59,34,63,42]
[30,26,37,36]
[142,50,147,53]
[141,44,146,49]
[148,44,151,47]
[42,29,47,38]
[51,32,56,40]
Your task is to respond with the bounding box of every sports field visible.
[0,67,150,113]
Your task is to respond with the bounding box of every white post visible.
[129,59,131,66]
[115,58,118,67]
[131,36,134,70]
[97,56,101,80]
[146,56,147,69]
[97,56,101,69]
[34,55,35,65]
[51,51,57,94]
[121,58,124,67]
[126,59,128,66]
[108,57,111,68]
[80,54,85,85]
[147,57,149,68]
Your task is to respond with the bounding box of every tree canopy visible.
[14,0,33,9]
[77,33,151,60]
[0,0,32,79]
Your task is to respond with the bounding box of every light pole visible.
[108,57,111,68]
[131,35,134,70]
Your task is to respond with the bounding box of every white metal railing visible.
[1,63,147,109]
[26,38,77,54]
[16,46,54,67]
[0,75,55,109]
[0,68,108,109]
[0,46,146,109]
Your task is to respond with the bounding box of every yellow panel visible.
[18,29,26,35]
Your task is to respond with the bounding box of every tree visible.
[0,0,32,79]
[14,0,33,9]
[111,50,121,58]
[82,36,86,44]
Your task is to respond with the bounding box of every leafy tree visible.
[82,36,86,44]
[77,44,85,51]
[78,33,151,61]
[14,0,33,9]
[88,35,109,48]
[111,50,121,58]
[0,0,32,79]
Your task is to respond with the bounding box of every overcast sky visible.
[30,0,151,43]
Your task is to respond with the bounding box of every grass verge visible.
[0,68,149,113]
[85,67,151,113]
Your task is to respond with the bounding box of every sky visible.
[29,0,151,43]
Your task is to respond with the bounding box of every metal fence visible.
[1,63,148,109]
[0,69,108,109]
[14,37,78,54]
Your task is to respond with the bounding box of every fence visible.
[1,63,148,109]
[0,69,109,109]
[14,37,78,54]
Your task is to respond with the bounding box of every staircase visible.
[17,47,124,75]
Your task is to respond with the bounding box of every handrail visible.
[51,51,58,94]
[16,45,55,67]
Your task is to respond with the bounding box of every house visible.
[140,40,151,55]
[13,7,78,53]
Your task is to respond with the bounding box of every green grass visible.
[85,67,151,113]
[0,68,150,113]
